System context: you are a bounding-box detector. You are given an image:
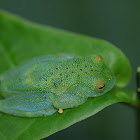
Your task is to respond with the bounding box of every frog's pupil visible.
[98,84,105,89]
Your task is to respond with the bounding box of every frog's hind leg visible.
[0,92,57,117]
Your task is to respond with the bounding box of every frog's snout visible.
[108,73,116,91]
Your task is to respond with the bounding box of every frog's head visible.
[86,55,116,97]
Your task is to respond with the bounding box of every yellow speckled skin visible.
[0,54,115,117]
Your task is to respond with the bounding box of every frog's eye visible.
[92,55,104,63]
[94,78,106,93]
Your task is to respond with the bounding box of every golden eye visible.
[94,78,106,93]
[92,55,104,62]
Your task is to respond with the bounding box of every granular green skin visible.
[0,54,115,117]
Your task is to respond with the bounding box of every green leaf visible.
[0,87,138,140]
[0,10,137,140]
[0,11,131,87]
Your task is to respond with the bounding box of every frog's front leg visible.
[0,92,57,117]
[52,83,94,114]
[53,93,87,114]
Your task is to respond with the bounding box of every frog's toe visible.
[58,109,63,114]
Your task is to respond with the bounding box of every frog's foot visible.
[58,109,63,114]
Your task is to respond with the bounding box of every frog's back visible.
[0,55,74,97]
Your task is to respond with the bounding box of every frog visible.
[0,54,116,117]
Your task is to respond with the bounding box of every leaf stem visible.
[136,108,140,140]
[136,67,140,99]
[136,67,140,140]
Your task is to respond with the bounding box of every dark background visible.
[0,0,139,140]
